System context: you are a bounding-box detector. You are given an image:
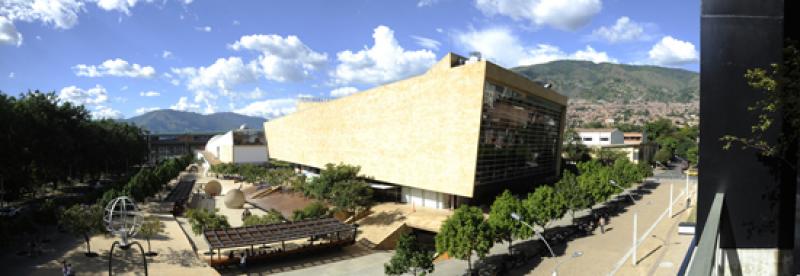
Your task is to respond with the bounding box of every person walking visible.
[599,215,606,234]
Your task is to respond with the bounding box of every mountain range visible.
[512,60,699,103]
[125,110,266,134]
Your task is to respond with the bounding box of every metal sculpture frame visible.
[108,240,148,276]
[104,196,148,275]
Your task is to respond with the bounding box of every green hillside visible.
[512,60,699,102]
[124,109,266,134]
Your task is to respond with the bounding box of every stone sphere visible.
[205,180,222,196]
[224,189,246,209]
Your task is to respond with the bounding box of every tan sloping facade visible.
[265,54,486,197]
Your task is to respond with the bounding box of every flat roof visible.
[203,218,356,249]
[575,128,619,133]
[164,180,195,203]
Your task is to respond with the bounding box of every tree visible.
[384,233,435,276]
[305,163,362,199]
[139,216,165,256]
[562,128,591,163]
[329,179,373,216]
[243,209,286,226]
[654,148,673,166]
[292,201,330,221]
[555,171,589,223]
[435,205,493,273]
[186,208,230,235]
[60,204,104,256]
[487,190,523,255]
[594,148,627,165]
[521,186,566,231]
[686,145,699,166]
[576,161,616,208]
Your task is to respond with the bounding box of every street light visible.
[552,251,583,276]
[610,180,636,203]
[510,212,555,258]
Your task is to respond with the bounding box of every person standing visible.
[599,216,606,234]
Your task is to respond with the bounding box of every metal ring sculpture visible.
[104,197,148,275]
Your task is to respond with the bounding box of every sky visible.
[0,0,700,119]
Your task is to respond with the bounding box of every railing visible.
[686,192,725,275]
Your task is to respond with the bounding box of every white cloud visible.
[176,56,259,95]
[648,36,698,66]
[229,34,328,82]
[455,27,615,67]
[1,0,85,29]
[58,84,108,105]
[246,87,264,99]
[410,35,440,51]
[162,50,173,59]
[332,25,437,85]
[120,85,128,90]
[474,0,601,31]
[330,86,359,97]
[135,106,159,114]
[170,96,200,112]
[195,25,211,32]
[417,0,440,7]
[139,90,159,97]
[7,72,14,78]
[234,97,297,118]
[95,0,148,15]
[232,20,239,25]
[590,16,648,43]
[436,28,443,33]
[0,16,22,46]
[73,58,156,78]
[91,105,122,119]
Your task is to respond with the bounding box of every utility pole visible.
[669,182,673,217]
[632,212,638,266]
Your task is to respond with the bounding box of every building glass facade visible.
[475,82,564,185]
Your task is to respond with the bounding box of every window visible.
[600,137,609,141]
[583,137,593,142]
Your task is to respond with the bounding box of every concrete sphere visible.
[224,189,246,209]
[205,180,222,196]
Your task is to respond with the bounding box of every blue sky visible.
[0,0,699,119]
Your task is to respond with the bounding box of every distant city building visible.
[264,53,568,209]
[198,127,268,174]
[576,128,654,164]
[148,133,219,162]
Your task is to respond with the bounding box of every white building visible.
[575,128,624,146]
[197,127,268,174]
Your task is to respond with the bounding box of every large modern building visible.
[148,132,219,162]
[197,127,268,174]
[264,53,568,209]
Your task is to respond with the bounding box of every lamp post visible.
[610,180,636,203]
[552,251,583,276]
[510,212,555,258]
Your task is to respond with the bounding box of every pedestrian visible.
[599,216,606,234]
[66,263,74,276]
[61,260,68,276]
[686,197,692,208]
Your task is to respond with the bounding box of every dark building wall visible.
[698,0,787,249]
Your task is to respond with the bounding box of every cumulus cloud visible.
[648,36,698,66]
[410,35,441,51]
[174,57,259,96]
[590,16,650,43]
[475,0,601,31]
[332,25,436,85]
[139,90,159,97]
[8,72,14,78]
[229,34,328,82]
[91,105,122,119]
[0,16,22,46]
[95,0,148,15]
[330,86,359,97]
[417,0,440,7]
[195,26,211,32]
[135,106,160,114]
[58,84,108,105]
[162,50,173,59]
[73,58,156,78]
[170,96,200,112]
[455,26,615,67]
[1,0,170,33]
[234,97,297,118]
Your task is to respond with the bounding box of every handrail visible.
[687,192,725,275]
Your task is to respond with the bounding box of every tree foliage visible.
[521,186,566,231]
[384,233,435,276]
[292,201,330,221]
[59,204,105,254]
[243,209,286,226]
[329,179,373,215]
[305,163,362,200]
[435,205,493,273]
[721,41,800,170]
[186,208,230,235]
[139,216,165,253]
[562,128,591,163]
[0,91,147,200]
[554,171,589,222]
[487,190,523,255]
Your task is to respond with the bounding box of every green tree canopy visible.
[521,186,566,231]
[555,170,589,223]
[435,205,493,273]
[305,163,363,200]
[59,204,105,255]
[292,201,330,221]
[243,209,286,226]
[139,216,165,254]
[329,179,373,215]
[487,190,523,255]
[654,148,673,165]
[186,208,230,235]
[384,233,435,276]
